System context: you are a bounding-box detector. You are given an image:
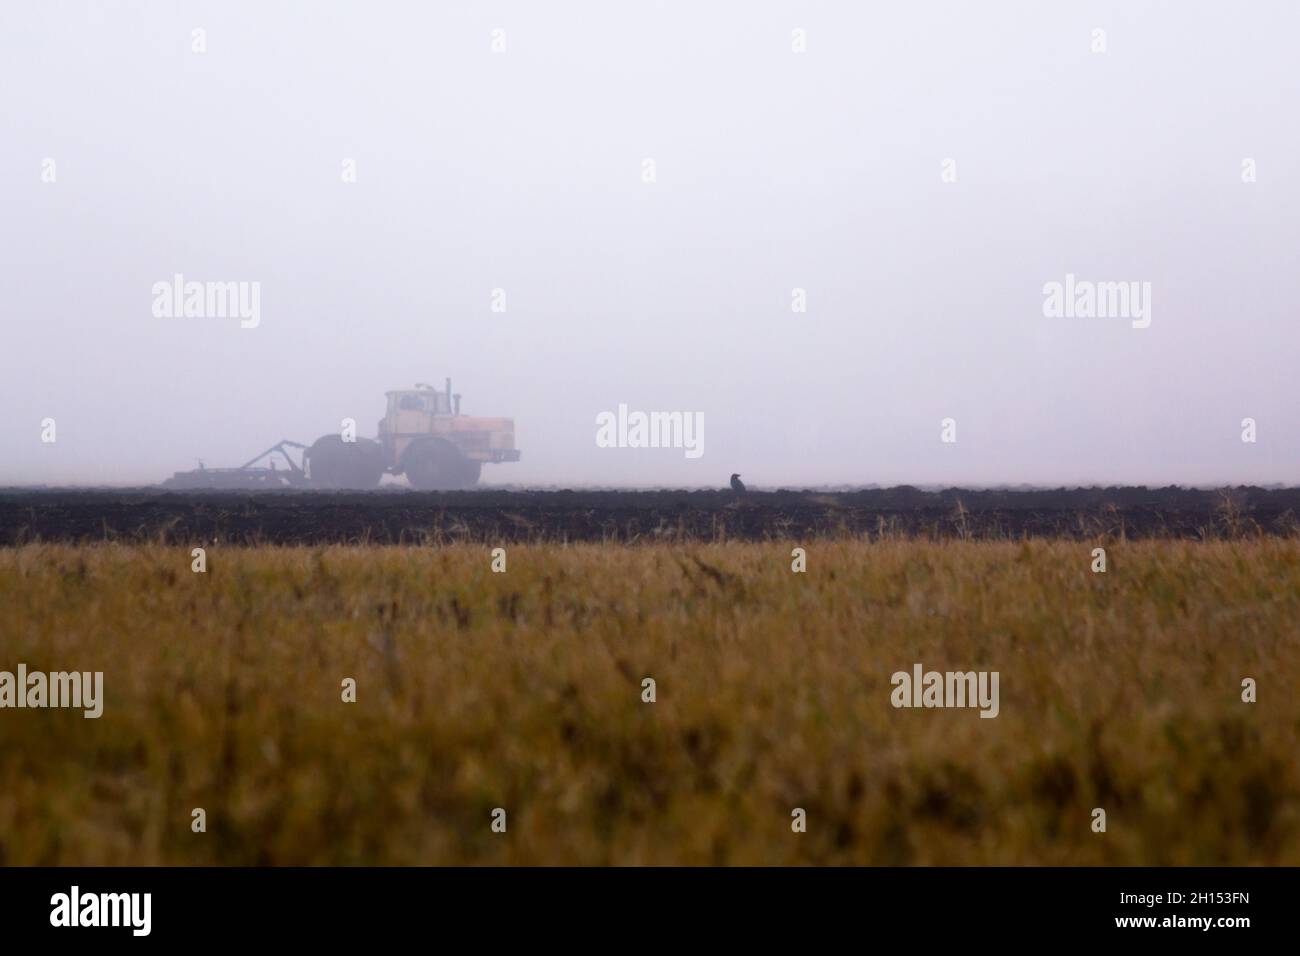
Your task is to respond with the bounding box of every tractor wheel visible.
[307,435,385,490]
[404,439,472,491]
[458,460,482,488]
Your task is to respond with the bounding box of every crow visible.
[730,473,746,493]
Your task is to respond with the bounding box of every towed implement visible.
[163,380,520,491]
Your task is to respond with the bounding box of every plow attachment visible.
[161,440,312,490]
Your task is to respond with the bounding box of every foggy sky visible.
[3,1,1298,488]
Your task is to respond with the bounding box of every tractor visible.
[305,380,520,490]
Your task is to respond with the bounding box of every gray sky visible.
[2,0,1297,488]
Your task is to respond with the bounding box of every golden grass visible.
[1,540,1297,865]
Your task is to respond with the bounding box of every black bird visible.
[730,473,746,493]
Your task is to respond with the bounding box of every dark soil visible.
[1,486,1297,545]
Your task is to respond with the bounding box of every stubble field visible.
[1,539,1297,865]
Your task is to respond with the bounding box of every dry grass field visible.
[1,539,1297,865]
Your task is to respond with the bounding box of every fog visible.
[3,1,1297,488]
